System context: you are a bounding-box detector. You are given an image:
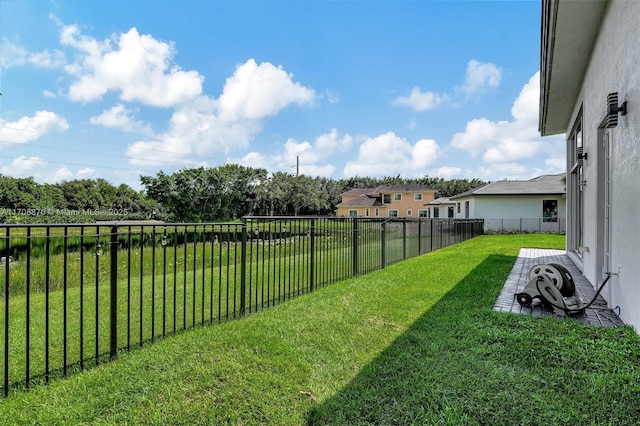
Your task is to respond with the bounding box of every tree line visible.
[0,165,487,223]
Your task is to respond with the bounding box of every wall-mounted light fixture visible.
[577,147,587,166]
[606,92,627,128]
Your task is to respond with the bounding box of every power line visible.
[0,124,208,158]
[0,137,206,167]
[0,153,158,174]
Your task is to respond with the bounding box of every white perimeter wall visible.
[565,0,640,331]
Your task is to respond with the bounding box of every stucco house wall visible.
[335,186,436,218]
[556,1,640,329]
[471,195,566,220]
[449,174,566,232]
[382,190,435,217]
[452,194,566,232]
[540,0,640,330]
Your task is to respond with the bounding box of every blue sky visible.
[0,0,564,189]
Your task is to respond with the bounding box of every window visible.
[365,208,370,217]
[375,208,379,217]
[433,207,439,218]
[414,193,423,201]
[394,193,402,201]
[388,210,398,217]
[448,206,454,218]
[407,209,412,216]
[383,194,391,204]
[543,200,558,222]
[348,209,358,217]
[568,111,584,252]
[465,201,470,219]
[457,203,461,214]
[419,210,428,217]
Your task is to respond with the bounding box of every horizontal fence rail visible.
[0,217,483,395]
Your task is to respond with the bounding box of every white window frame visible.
[388,209,398,217]
[568,109,584,254]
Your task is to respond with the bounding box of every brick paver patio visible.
[494,248,624,328]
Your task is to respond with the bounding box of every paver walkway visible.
[494,248,624,328]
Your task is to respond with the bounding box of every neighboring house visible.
[425,197,455,219]
[539,0,640,330]
[335,185,437,218]
[449,174,566,232]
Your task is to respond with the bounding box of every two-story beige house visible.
[335,184,437,218]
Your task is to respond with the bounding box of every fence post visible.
[110,225,118,361]
[240,220,247,315]
[402,220,407,260]
[381,221,386,269]
[352,218,359,277]
[430,219,434,252]
[418,220,422,255]
[4,227,10,396]
[309,218,315,291]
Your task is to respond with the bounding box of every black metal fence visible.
[483,218,566,234]
[0,217,483,395]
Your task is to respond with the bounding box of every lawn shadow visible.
[306,254,519,425]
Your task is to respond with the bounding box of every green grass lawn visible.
[0,234,639,425]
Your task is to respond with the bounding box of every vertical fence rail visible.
[0,217,482,395]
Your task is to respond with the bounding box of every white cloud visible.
[0,156,47,176]
[0,111,70,146]
[325,89,340,104]
[50,167,74,182]
[392,59,501,112]
[476,163,529,181]
[217,59,315,121]
[458,59,502,97]
[0,38,66,69]
[429,166,463,179]
[411,138,440,169]
[228,129,350,177]
[127,59,317,166]
[90,104,155,136]
[450,72,564,170]
[76,167,96,178]
[231,151,269,170]
[47,167,96,183]
[392,87,449,111]
[61,25,203,106]
[343,132,440,177]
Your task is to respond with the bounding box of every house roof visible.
[335,195,384,208]
[450,174,566,200]
[340,188,378,197]
[539,0,608,135]
[378,184,435,193]
[339,184,435,199]
[427,197,454,206]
